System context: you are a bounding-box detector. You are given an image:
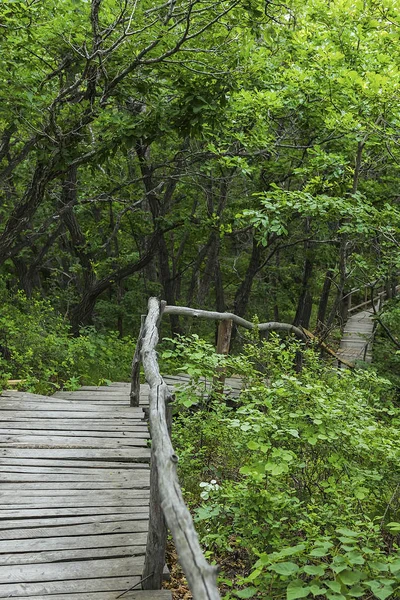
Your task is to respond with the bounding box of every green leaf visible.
[365,581,394,600]
[386,522,400,532]
[326,593,346,600]
[389,559,400,573]
[303,565,327,576]
[269,561,299,576]
[247,440,259,450]
[347,552,365,566]
[287,580,311,600]
[347,585,365,597]
[326,581,342,593]
[337,569,363,585]
[309,585,327,597]
[276,545,307,559]
[336,528,360,537]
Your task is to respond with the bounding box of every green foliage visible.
[373,299,400,388]
[169,334,400,599]
[0,288,134,394]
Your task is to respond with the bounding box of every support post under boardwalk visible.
[130,315,145,407]
[213,319,233,394]
[142,404,171,588]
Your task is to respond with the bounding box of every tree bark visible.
[233,236,262,318]
[316,269,334,333]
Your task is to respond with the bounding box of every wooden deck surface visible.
[0,383,171,600]
[336,308,375,367]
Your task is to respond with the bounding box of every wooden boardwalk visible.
[0,383,171,600]
[336,308,375,367]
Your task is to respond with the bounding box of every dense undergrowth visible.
[0,288,134,394]
[372,299,400,390]
[162,333,400,600]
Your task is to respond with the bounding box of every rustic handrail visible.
[132,299,311,598]
[163,305,308,342]
[138,298,220,598]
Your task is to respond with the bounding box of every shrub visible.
[0,288,134,394]
[166,334,400,599]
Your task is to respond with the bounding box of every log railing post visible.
[212,318,233,394]
[130,315,145,407]
[142,403,171,588]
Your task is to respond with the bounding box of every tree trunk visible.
[293,221,314,328]
[315,269,334,334]
[233,236,262,318]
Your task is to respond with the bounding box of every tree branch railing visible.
[130,298,310,598]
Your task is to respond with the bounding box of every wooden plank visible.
[0,435,148,448]
[0,428,149,438]
[1,392,71,402]
[0,545,146,566]
[0,458,150,469]
[79,386,131,391]
[0,459,149,474]
[0,575,141,597]
[0,403,143,414]
[0,421,148,432]
[0,412,144,421]
[0,520,148,540]
[0,556,143,583]
[0,506,147,519]
[2,592,171,600]
[0,488,149,497]
[0,512,148,530]
[0,448,150,461]
[54,392,132,398]
[0,474,149,485]
[0,532,148,553]
[0,498,150,508]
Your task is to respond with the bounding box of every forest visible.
[1,0,400,598]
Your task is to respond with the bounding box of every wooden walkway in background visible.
[0,383,171,600]
[336,308,375,367]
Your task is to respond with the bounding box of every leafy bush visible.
[166,334,400,599]
[373,300,400,389]
[0,289,134,394]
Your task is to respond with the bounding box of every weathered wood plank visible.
[0,587,173,600]
[0,427,149,437]
[0,413,144,423]
[0,421,147,431]
[0,575,141,598]
[0,458,150,469]
[0,403,143,415]
[0,448,150,461]
[0,435,148,448]
[0,506,146,519]
[0,532,148,553]
[0,513,148,530]
[0,488,149,497]
[0,545,146,566]
[54,392,132,398]
[0,465,148,476]
[0,498,150,508]
[0,520,148,540]
[0,556,143,583]
[0,474,149,486]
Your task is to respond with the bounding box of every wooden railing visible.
[346,281,399,316]
[130,298,308,598]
